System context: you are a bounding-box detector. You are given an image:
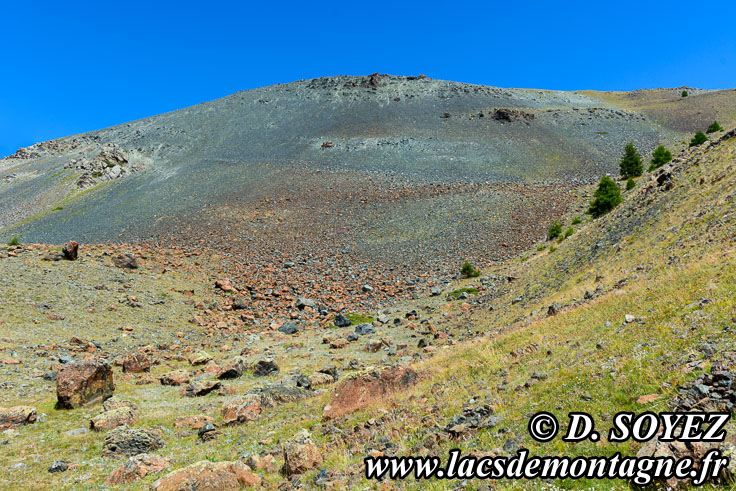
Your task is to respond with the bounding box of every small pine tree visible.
[681,90,688,97]
[7,236,20,246]
[547,221,562,240]
[689,131,708,147]
[626,177,636,190]
[461,261,480,278]
[648,145,673,171]
[619,142,643,178]
[588,175,623,218]
[706,120,724,134]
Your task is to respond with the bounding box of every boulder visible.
[174,415,214,429]
[231,296,248,310]
[188,351,213,366]
[0,406,37,429]
[56,359,114,409]
[278,321,300,335]
[103,426,164,459]
[106,453,170,485]
[253,359,279,377]
[282,429,323,476]
[62,241,78,260]
[309,372,335,387]
[159,370,190,386]
[333,314,351,327]
[122,352,151,373]
[355,323,375,336]
[103,397,137,412]
[222,386,309,425]
[324,366,418,419]
[90,406,138,431]
[152,460,260,490]
[182,380,221,397]
[296,297,317,310]
[216,357,247,379]
[113,254,139,269]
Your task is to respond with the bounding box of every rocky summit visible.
[1,75,736,489]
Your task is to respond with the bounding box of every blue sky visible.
[1,1,734,156]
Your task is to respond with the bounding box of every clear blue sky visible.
[1,0,734,156]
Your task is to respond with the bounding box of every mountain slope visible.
[3,75,731,248]
[0,126,734,487]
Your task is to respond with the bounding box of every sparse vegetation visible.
[52,206,63,212]
[648,145,672,171]
[549,245,557,252]
[626,177,636,190]
[588,175,623,218]
[460,261,480,278]
[7,236,20,246]
[450,287,478,298]
[689,131,708,147]
[343,313,375,325]
[619,142,643,178]
[571,216,582,225]
[707,120,724,134]
[547,221,562,240]
[537,244,547,252]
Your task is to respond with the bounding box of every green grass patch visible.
[450,287,479,298]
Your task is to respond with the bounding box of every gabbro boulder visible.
[56,359,114,409]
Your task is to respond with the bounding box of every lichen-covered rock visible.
[0,406,37,429]
[216,357,247,379]
[103,426,164,459]
[105,453,170,485]
[122,352,151,373]
[102,397,137,412]
[221,385,309,424]
[90,406,138,431]
[282,429,323,476]
[188,351,213,366]
[323,366,418,419]
[56,359,114,409]
[151,460,260,490]
[159,370,190,386]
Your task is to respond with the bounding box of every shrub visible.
[547,221,562,240]
[626,177,636,190]
[564,227,574,238]
[537,244,547,252]
[7,236,20,246]
[689,131,708,147]
[706,120,724,134]
[549,245,557,253]
[571,216,582,225]
[588,175,623,218]
[681,90,688,97]
[619,142,643,178]
[648,145,672,171]
[461,261,480,278]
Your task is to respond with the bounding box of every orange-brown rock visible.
[323,366,418,419]
[90,406,138,431]
[122,352,151,373]
[62,241,78,260]
[151,460,260,490]
[56,359,114,409]
[159,369,190,386]
[174,415,215,429]
[105,453,170,485]
[282,429,323,476]
[0,406,37,429]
